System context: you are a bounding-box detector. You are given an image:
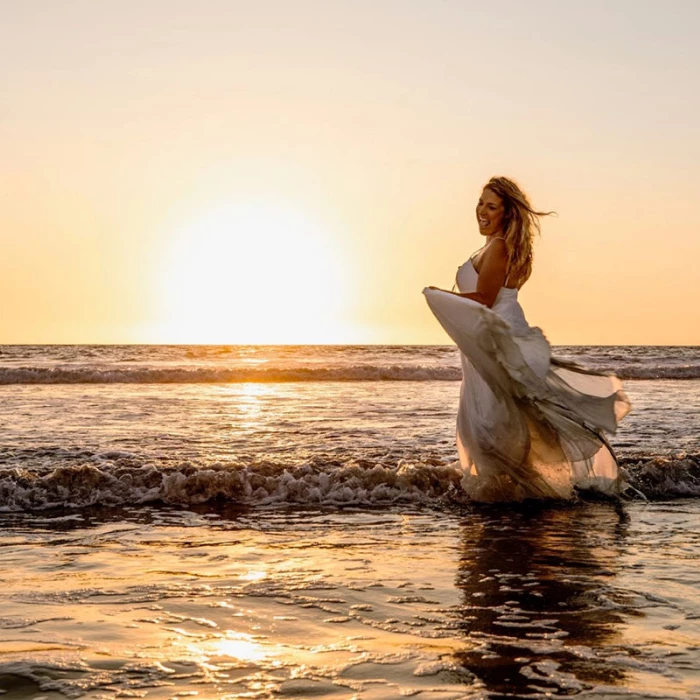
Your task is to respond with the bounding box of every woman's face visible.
[476,188,505,236]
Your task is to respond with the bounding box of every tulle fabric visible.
[423,278,630,502]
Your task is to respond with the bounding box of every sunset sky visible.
[3,0,699,345]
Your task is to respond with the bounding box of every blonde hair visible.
[484,176,555,286]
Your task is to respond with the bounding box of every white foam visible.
[0,451,698,511]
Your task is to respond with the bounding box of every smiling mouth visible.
[478,218,489,226]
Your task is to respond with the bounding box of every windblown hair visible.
[484,176,555,287]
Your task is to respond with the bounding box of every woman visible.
[424,177,630,502]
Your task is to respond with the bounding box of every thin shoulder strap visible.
[474,236,515,285]
[473,236,506,262]
[487,237,516,286]
[480,236,506,252]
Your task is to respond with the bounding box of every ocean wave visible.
[0,363,698,384]
[0,451,698,511]
[0,365,460,384]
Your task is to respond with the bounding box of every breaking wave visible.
[0,363,698,384]
[0,449,698,511]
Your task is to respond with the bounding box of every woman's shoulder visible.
[471,236,506,257]
[481,236,508,258]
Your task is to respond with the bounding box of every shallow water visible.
[0,502,699,699]
[0,379,698,511]
[0,345,698,697]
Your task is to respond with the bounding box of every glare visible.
[211,635,268,662]
[152,198,352,343]
[189,632,269,663]
[240,570,267,581]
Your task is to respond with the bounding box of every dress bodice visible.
[455,258,527,334]
[455,258,519,297]
[456,238,519,292]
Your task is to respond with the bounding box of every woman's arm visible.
[451,239,508,308]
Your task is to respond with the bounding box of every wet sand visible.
[1,501,699,699]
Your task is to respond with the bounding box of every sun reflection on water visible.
[223,383,280,429]
[240,570,267,581]
[192,632,268,663]
[213,636,268,662]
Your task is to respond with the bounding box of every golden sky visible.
[2,0,699,344]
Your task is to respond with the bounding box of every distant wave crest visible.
[0,450,698,511]
[0,363,698,384]
[0,365,460,384]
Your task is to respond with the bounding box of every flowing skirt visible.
[423,288,631,502]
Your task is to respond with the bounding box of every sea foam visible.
[0,451,697,511]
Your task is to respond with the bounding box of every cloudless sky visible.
[2,0,699,344]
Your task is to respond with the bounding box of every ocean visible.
[0,344,698,699]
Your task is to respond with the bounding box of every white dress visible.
[423,242,631,502]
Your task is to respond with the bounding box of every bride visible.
[424,177,631,502]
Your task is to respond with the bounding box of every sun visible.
[152,198,352,343]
